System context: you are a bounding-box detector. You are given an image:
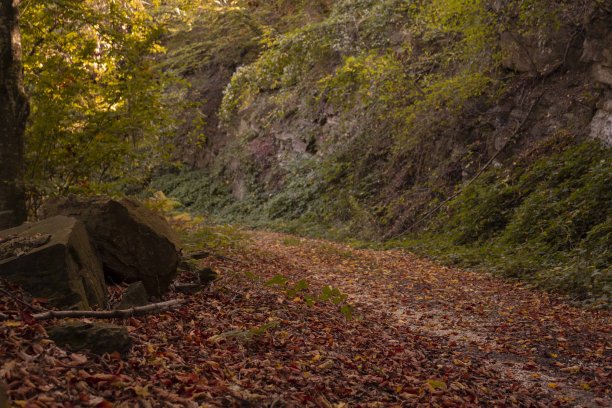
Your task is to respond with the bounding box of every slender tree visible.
[0,0,28,229]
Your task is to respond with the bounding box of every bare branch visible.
[0,287,46,312]
[32,299,185,321]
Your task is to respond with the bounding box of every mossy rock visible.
[48,321,132,356]
[40,195,181,297]
[115,282,149,310]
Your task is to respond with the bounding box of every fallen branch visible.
[32,299,185,321]
[0,287,46,312]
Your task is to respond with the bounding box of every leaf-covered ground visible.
[1,231,610,407]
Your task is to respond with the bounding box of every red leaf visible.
[20,311,36,325]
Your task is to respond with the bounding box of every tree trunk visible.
[0,0,28,230]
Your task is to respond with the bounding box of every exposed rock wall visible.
[591,98,612,146]
[165,1,611,232]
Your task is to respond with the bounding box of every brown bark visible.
[0,0,28,230]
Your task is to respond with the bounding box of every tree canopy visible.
[19,0,192,210]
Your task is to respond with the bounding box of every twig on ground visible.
[32,299,185,321]
[0,287,47,312]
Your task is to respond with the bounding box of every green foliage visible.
[149,170,236,216]
[446,171,522,245]
[220,24,333,121]
[181,222,248,254]
[144,189,248,253]
[318,51,407,110]
[150,0,609,306]
[21,0,190,210]
[251,271,353,318]
[221,0,502,150]
[265,274,289,287]
[319,285,348,305]
[220,0,413,121]
[281,237,302,246]
[399,140,611,305]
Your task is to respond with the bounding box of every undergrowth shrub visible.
[418,139,611,304]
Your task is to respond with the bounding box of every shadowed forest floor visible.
[1,230,610,407]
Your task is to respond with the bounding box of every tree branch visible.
[32,299,185,321]
[0,287,46,312]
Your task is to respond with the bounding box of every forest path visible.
[2,230,610,407]
[206,230,610,407]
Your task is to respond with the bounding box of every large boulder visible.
[48,321,132,356]
[0,216,107,310]
[40,196,181,297]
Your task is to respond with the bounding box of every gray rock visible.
[590,100,612,146]
[48,321,132,356]
[40,196,181,297]
[0,232,50,259]
[592,64,612,87]
[197,267,218,285]
[581,21,612,86]
[500,30,567,75]
[0,216,107,310]
[115,281,149,309]
[174,283,204,295]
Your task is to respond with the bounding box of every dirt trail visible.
[1,230,609,407]
[215,231,610,407]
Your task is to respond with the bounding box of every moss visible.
[445,173,522,245]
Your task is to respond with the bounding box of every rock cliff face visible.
[591,99,612,146]
[580,15,612,146]
[154,1,611,299]
[582,17,612,87]
[163,0,611,232]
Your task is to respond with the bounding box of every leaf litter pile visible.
[1,230,610,407]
